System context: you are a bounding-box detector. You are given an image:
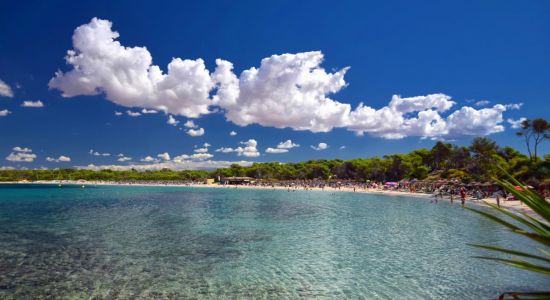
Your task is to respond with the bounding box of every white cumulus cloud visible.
[46,155,71,162]
[13,147,32,153]
[49,18,521,140]
[157,152,170,161]
[507,117,527,129]
[126,110,141,117]
[265,139,299,154]
[21,100,44,108]
[186,127,204,137]
[89,149,110,156]
[141,108,157,114]
[117,154,132,162]
[141,156,157,162]
[0,79,14,97]
[265,148,288,154]
[0,109,10,116]
[311,142,328,151]
[217,51,351,133]
[229,130,237,136]
[167,115,179,126]
[216,139,260,157]
[6,147,36,162]
[184,120,197,128]
[276,140,300,149]
[49,18,216,118]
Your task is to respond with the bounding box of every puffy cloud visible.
[6,153,36,162]
[0,109,10,116]
[126,110,141,117]
[141,108,157,114]
[346,98,513,139]
[216,139,260,157]
[117,154,132,162]
[184,120,197,128]
[49,18,521,140]
[445,105,507,136]
[192,153,213,160]
[265,139,299,154]
[265,148,288,154]
[388,94,455,114]
[157,152,170,161]
[21,100,44,108]
[507,117,527,129]
[173,153,214,162]
[311,142,328,151]
[13,147,32,153]
[6,147,36,162]
[276,140,299,149]
[46,155,71,162]
[114,111,123,116]
[48,18,216,118]
[229,131,237,136]
[89,149,110,156]
[0,79,13,97]
[339,145,346,150]
[347,95,454,139]
[194,147,209,153]
[140,156,157,162]
[167,115,179,126]
[186,127,204,137]
[220,51,351,133]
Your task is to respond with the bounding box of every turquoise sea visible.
[0,184,548,299]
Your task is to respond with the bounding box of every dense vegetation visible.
[1,137,549,187]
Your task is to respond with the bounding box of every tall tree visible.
[469,137,499,180]
[430,141,452,170]
[517,118,550,161]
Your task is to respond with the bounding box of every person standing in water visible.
[450,188,454,204]
[495,189,502,208]
[460,187,467,207]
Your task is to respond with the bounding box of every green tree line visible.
[1,137,549,187]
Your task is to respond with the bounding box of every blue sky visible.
[0,0,549,170]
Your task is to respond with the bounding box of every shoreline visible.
[1,180,536,216]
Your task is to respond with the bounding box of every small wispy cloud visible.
[21,100,44,108]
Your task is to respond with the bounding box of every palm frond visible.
[468,244,550,263]
[466,170,550,298]
[472,257,550,275]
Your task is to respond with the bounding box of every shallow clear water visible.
[0,184,547,299]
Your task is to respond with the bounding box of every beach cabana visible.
[221,177,254,185]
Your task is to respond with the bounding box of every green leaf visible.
[468,244,550,263]
[473,257,550,275]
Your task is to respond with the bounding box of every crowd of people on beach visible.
[33,178,542,210]
[216,179,519,207]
